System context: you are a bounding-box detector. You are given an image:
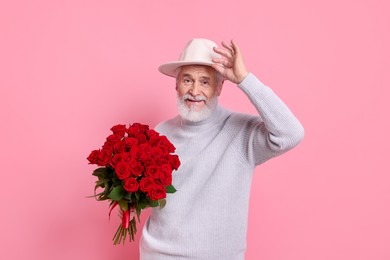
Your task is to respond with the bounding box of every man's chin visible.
[185,105,206,113]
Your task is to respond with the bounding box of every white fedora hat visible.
[158,38,220,77]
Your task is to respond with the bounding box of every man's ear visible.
[216,80,224,96]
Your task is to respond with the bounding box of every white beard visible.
[177,94,218,122]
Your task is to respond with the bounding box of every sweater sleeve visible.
[236,73,304,166]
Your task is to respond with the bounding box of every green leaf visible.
[92,167,108,177]
[118,199,128,211]
[93,184,109,201]
[108,186,125,201]
[137,199,147,210]
[135,207,141,222]
[158,199,166,209]
[147,198,159,208]
[123,192,132,201]
[166,185,177,194]
[135,190,142,200]
[95,179,109,188]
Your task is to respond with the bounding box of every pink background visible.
[1,0,389,259]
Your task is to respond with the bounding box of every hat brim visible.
[158,61,216,78]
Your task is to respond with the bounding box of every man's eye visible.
[202,81,210,85]
[184,79,192,84]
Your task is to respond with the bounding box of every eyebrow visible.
[182,74,193,78]
[182,74,211,80]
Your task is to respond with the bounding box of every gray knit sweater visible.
[140,73,304,260]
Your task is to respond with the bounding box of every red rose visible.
[130,146,141,160]
[152,157,163,166]
[124,137,138,148]
[140,144,152,162]
[139,143,151,153]
[146,129,159,138]
[161,163,172,175]
[139,124,149,133]
[123,177,139,192]
[87,150,100,164]
[143,158,153,167]
[159,136,176,153]
[113,141,126,153]
[145,165,161,179]
[136,133,147,144]
[110,124,127,136]
[115,161,131,180]
[148,184,166,201]
[149,136,160,147]
[127,123,141,136]
[107,134,122,144]
[97,150,111,166]
[102,141,114,153]
[110,153,124,168]
[150,147,163,158]
[139,177,155,192]
[159,170,172,186]
[169,155,180,170]
[160,154,171,163]
[122,152,132,162]
[129,160,144,177]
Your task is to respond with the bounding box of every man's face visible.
[176,65,223,122]
[175,65,222,121]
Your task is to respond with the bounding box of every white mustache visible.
[182,94,206,101]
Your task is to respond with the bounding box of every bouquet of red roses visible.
[87,123,180,244]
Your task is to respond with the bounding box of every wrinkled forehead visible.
[177,65,216,78]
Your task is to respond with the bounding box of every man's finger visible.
[231,40,240,54]
[222,41,234,54]
[213,47,232,59]
[211,63,225,75]
[212,57,227,64]
[213,57,233,68]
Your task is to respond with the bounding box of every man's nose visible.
[189,81,202,95]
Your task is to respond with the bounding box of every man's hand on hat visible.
[211,40,249,84]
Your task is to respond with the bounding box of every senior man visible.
[140,38,304,260]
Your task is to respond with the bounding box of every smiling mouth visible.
[186,99,204,102]
[185,99,205,110]
[185,99,205,104]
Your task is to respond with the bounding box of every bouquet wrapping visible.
[87,123,180,244]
